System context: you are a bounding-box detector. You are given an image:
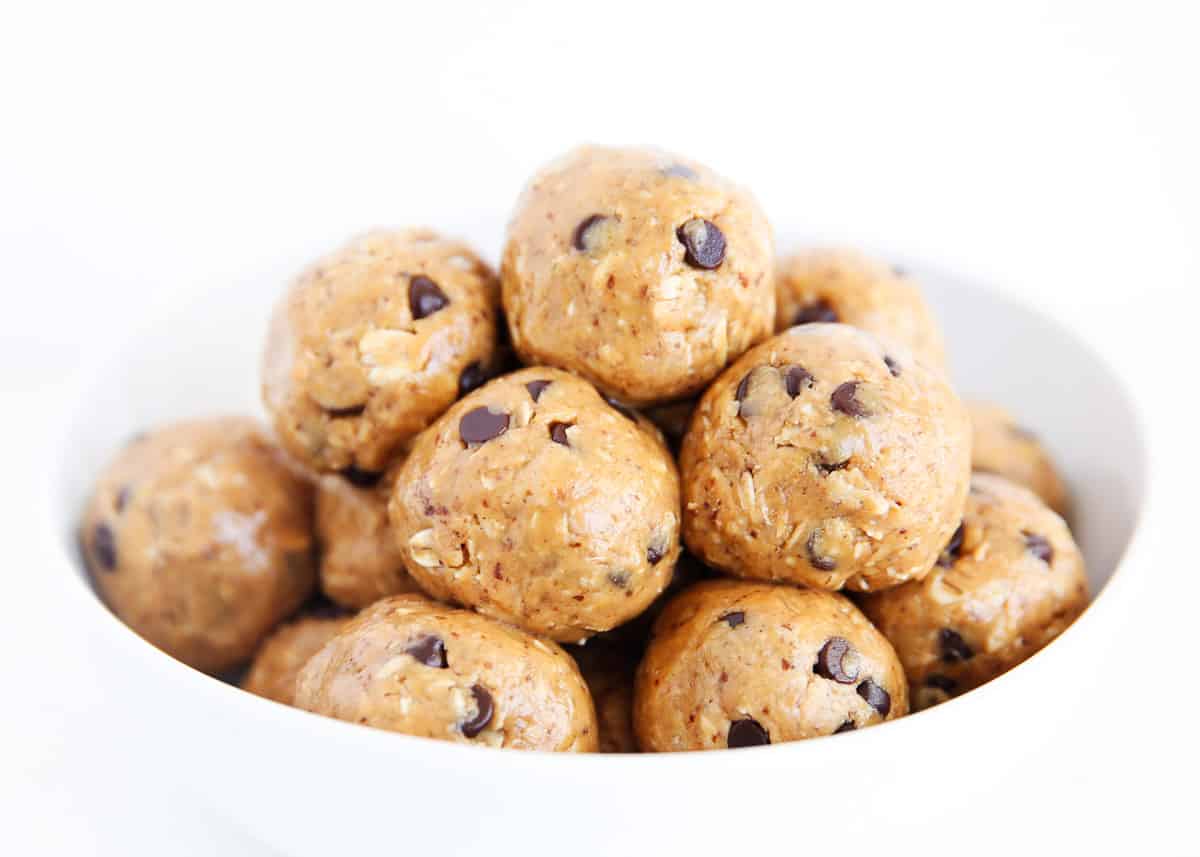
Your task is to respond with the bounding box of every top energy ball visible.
[501,145,775,406]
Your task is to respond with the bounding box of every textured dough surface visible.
[295,594,598,751]
[80,418,316,674]
[634,580,907,752]
[681,324,970,591]
[859,473,1088,709]
[774,248,946,370]
[968,400,1069,515]
[263,228,501,473]
[242,611,353,705]
[389,367,681,642]
[501,145,775,405]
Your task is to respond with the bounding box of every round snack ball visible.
[315,462,422,608]
[263,228,501,474]
[968,400,1068,515]
[634,580,908,752]
[774,248,946,370]
[389,367,682,642]
[242,608,353,705]
[295,594,598,751]
[859,473,1088,711]
[501,145,775,406]
[571,642,638,753]
[80,418,316,674]
[681,324,971,592]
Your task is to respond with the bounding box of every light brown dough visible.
[388,367,681,642]
[80,418,316,674]
[634,580,908,752]
[859,473,1088,710]
[571,642,638,754]
[774,248,946,370]
[681,324,970,592]
[295,594,598,751]
[242,610,353,705]
[968,400,1069,515]
[263,228,502,474]
[501,145,775,405]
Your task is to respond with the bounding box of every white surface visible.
[1,1,1196,854]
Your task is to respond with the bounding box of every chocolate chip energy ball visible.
[859,474,1088,710]
[263,228,501,475]
[634,581,907,752]
[242,609,353,705]
[572,642,638,753]
[389,367,681,642]
[315,463,422,609]
[968,400,1069,515]
[681,324,971,592]
[501,145,775,406]
[295,595,598,751]
[774,248,946,370]
[80,418,316,674]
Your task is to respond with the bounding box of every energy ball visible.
[389,367,682,642]
[968,400,1069,515]
[774,248,946,370]
[242,608,353,705]
[859,473,1088,710]
[634,580,908,752]
[315,462,422,609]
[80,418,316,674]
[263,228,502,475]
[572,642,639,753]
[501,145,775,406]
[295,594,598,751]
[681,324,971,592]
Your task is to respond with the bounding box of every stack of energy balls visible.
[80,145,1089,753]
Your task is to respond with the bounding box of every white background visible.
[2,1,1197,853]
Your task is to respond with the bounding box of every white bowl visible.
[43,253,1147,855]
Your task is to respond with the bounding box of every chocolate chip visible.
[676,218,726,270]
[603,395,638,422]
[817,457,850,475]
[884,355,901,377]
[572,214,609,252]
[458,362,487,397]
[785,365,814,397]
[1023,531,1054,564]
[936,522,965,568]
[831,381,869,417]
[325,404,366,418]
[814,637,860,684]
[460,407,509,444]
[856,679,891,716]
[792,299,838,325]
[114,485,131,513]
[661,163,697,179]
[341,466,383,488]
[806,529,836,571]
[525,379,551,402]
[460,684,494,738]
[735,373,752,405]
[727,717,770,748]
[647,544,665,565]
[92,522,117,572]
[404,634,448,668]
[607,571,630,588]
[549,421,571,446]
[925,674,958,693]
[719,611,745,628]
[409,275,450,320]
[834,720,857,734]
[938,628,974,663]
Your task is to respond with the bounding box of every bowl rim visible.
[41,252,1155,769]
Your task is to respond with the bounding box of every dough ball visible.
[859,473,1089,710]
[968,400,1068,515]
[388,367,681,642]
[263,228,502,474]
[634,580,907,752]
[501,145,775,405]
[681,324,970,591]
[774,248,946,370]
[80,418,316,674]
[295,594,598,751]
[241,607,353,705]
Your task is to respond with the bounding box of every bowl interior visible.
[54,250,1145,635]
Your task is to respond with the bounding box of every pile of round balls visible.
[80,145,1089,753]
